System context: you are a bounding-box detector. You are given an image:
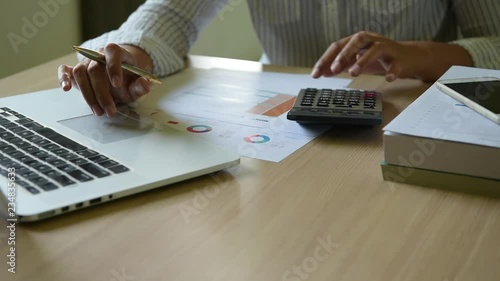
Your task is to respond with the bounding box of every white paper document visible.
[383,66,500,148]
[135,68,352,162]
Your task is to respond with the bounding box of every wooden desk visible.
[1,55,499,281]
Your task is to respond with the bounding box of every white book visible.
[383,131,500,180]
[383,66,500,179]
[381,162,500,197]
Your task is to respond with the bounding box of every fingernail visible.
[311,68,320,78]
[349,64,360,76]
[105,105,116,117]
[92,105,104,116]
[331,61,341,74]
[61,81,70,90]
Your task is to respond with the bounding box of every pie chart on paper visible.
[244,134,271,144]
[187,125,212,133]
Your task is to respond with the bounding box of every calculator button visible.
[288,88,382,125]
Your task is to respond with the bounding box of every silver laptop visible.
[0,88,240,222]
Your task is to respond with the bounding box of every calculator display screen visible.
[443,80,500,114]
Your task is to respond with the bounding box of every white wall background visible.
[0,0,81,79]
[0,0,262,79]
[190,2,262,61]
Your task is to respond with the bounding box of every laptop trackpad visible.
[58,109,155,144]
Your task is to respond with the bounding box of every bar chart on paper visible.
[136,69,352,162]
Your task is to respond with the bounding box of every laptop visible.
[0,88,240,222]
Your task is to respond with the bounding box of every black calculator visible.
[287,88,383,125]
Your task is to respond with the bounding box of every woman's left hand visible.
[311,31,428,82]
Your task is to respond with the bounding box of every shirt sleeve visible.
[450,0,500,69]
[79,0,227,77]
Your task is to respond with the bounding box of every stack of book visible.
[382,66,500,196]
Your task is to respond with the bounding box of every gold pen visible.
[72,46,162,84]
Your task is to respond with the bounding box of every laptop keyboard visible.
[0,107,130,195]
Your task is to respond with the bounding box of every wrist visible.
[403,41,473,82]
[402,42,436,82]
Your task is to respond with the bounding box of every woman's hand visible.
[58,43,154,117]
[312,31,473,82]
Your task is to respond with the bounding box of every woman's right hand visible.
[57,43,154,117]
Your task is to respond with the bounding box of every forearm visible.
[80,0,227,77]
[405,41,473,82]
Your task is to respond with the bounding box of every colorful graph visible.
[246,93,296,117]
[187,125,212,133]
[244,134,271,144]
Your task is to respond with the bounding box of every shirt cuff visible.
[451,37,500,70]
[79,30,185,77]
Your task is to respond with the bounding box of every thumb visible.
[58,65,74,91]
[129,77,151,101]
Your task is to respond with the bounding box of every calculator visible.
[287,88,383,125]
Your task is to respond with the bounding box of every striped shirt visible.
[81,0,500,77]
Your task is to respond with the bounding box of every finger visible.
[110,86,130,105]
[87,60,116,117]
[331,31,378,75]
[354,51,386,74]
[386,62,403,82]
[312,37,351,78]
[104,43,136,88]
[322,61,356,78]
[128,77,151,101]
[358,44,389,74]
[73,60,105,116]
[58,65,73,91]
[347,43,386,77]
